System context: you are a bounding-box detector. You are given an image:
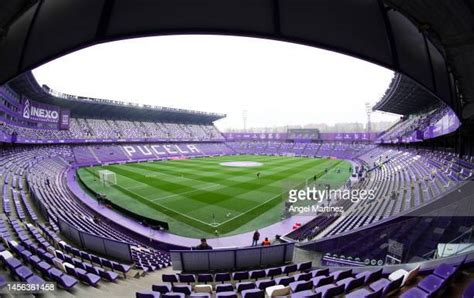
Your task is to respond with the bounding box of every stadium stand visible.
[0,75,472,296]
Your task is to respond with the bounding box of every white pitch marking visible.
[150,184,221,202]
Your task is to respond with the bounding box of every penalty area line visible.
[150,184,221,202]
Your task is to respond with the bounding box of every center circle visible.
[220,161,263,167]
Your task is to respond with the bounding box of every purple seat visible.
[172,285,192,295]
[197,273,213,284]
[275,276,295,286]
[163,274,178,285]
[36,248,46,258]
[311,275,334,288]
[84,263,99,275]
[178,274,196,284]
[48,268,77,290]
[433,263,457,280]
[297,262,312,272]
[295,272,312,281]
[336,276,364,293]
[80,251,91,262]
[291,290,321,298]
[36,261,52,276]
[369,276,403,296]
[216,284,234,293]
[72,258,85,270]
[314,283,344,298]
[233,271,249,282]
[356,268,382,284]
[283,264,298,275]
[250,270,266,280]
[152,284,171,294]
[28,255,41,265]
[216,291,237,298]
[266,267,283,279]
[289,280,313,293]
[43,252,55,264]
[5,257,22,271]
[330,269,352,281]
[368,278,390,292]
[91,255,102,266]
[97,267,119,282]
[136,290,161,298]
[311,268,329,277]
[236,282,255,292]
[400,287,430,298]
[101,258,112,268]
[15,266,33,281]
[19,250,32,262]
[64,255,74,264]
[417,274,445,296]
[112,262,131,277]
[76,268,100,286]
[256,279,276,290]
[215,273,231,284]
[241,288,264,298]
[65,265,77,277]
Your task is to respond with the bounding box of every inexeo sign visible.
[22,97,60,123]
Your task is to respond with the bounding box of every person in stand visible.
[195,238,213,250]
[252,230,260,246]
[262,237,271,246]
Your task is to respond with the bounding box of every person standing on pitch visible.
[252,230,260,246]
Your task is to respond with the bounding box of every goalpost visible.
[98,170,117,187]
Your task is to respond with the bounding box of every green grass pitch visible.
[77,155,351,238]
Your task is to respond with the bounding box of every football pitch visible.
[77,155,351,238]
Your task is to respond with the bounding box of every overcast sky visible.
[33,35,399,130]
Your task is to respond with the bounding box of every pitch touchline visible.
[150,184,221,202]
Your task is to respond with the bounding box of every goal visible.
[98,170,117,186]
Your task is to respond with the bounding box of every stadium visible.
[0,1,473,297]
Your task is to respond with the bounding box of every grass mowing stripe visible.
[83,168,220,233]
[149,184,221,202]
[129,157,328,190]
[212,160,343,232]
[116,159,330,210]
[78,155,352,236]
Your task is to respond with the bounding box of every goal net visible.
[98,170,117,186]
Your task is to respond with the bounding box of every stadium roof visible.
[8,72,225,123]
[372,73,440,115]
[0,0,472,120]
[384,0,473,120]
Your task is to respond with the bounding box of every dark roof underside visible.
[373,74,441,115]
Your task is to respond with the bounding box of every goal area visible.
[98,170,117,186]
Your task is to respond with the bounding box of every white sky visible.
[32,35,399,130]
